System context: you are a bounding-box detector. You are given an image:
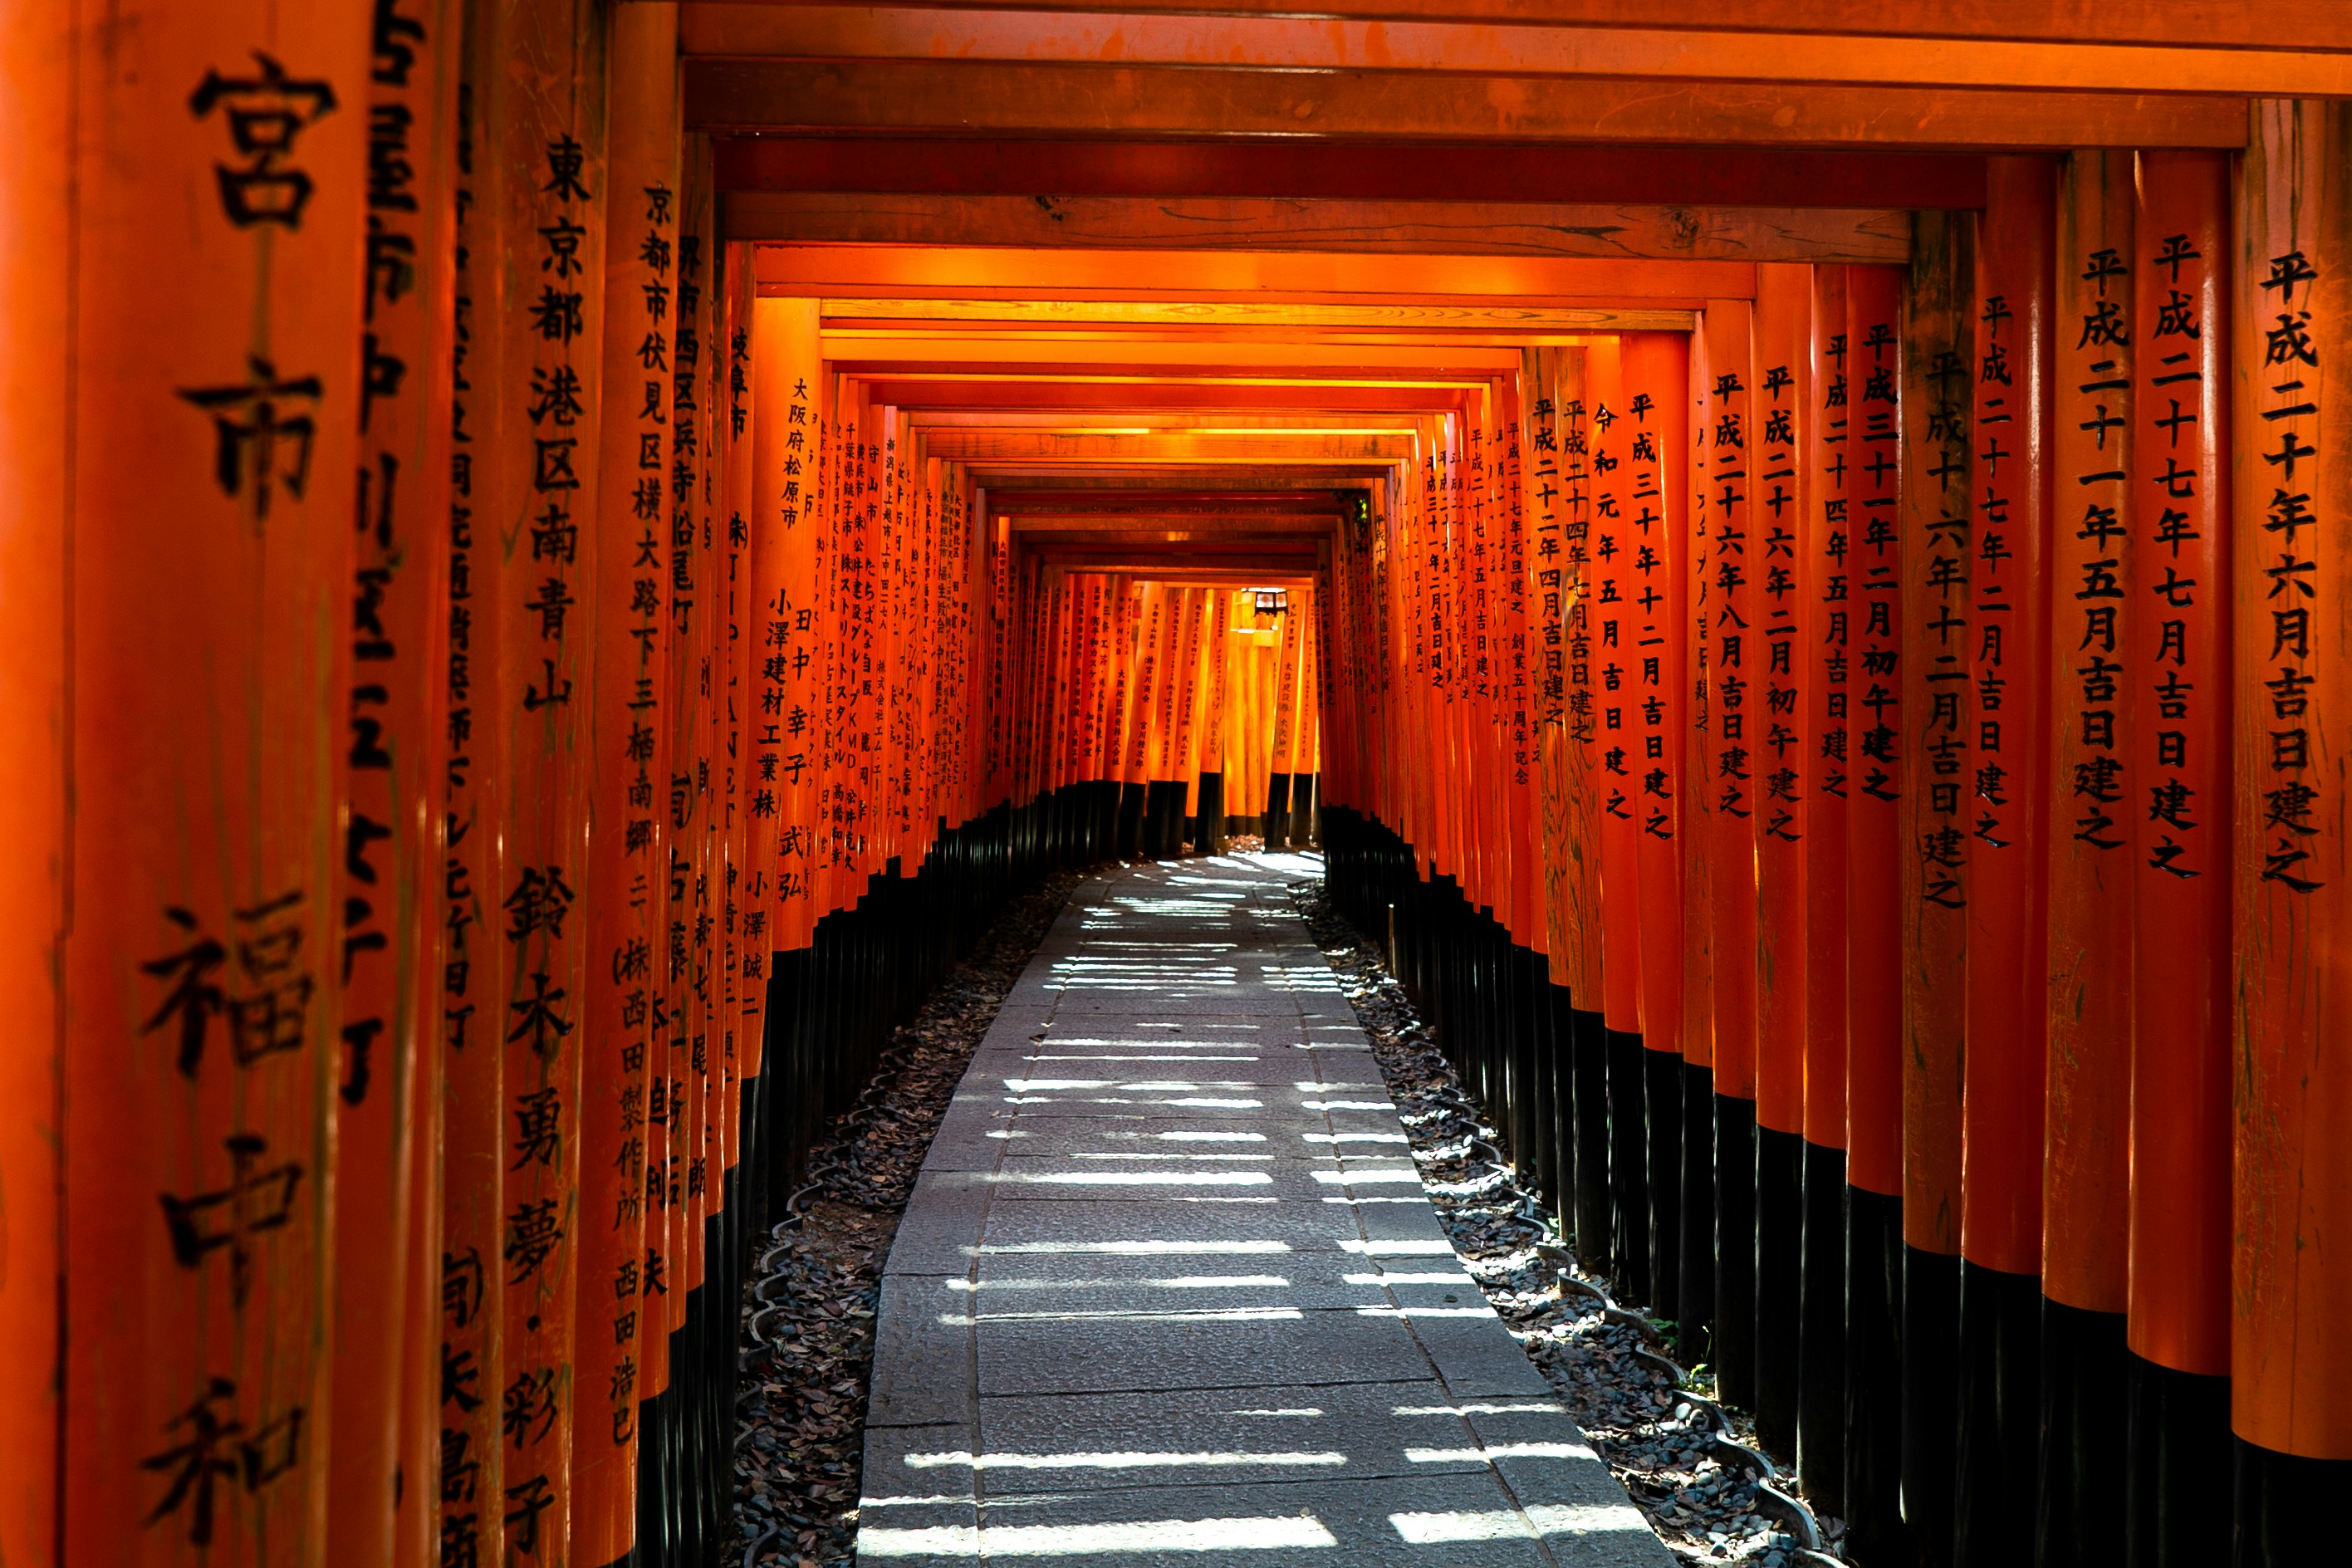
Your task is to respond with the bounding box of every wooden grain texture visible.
[716,137,1989,212]
[684,57,2247,149]
[757,243,1752,306]
[683,0,2352,51]
[724,192,1909,262]
[682,4,2352,97]
[827,297,1698,333]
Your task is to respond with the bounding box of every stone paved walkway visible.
[855,855,1675,1566]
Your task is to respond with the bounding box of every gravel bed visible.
[730,871,1080,1568]
[1287,875,1845,1568]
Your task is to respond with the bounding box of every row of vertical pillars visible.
[1324,807,2326,1568]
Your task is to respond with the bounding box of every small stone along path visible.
[855,854,1675,1566]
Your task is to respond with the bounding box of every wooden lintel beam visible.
[858,380,1472,414]
[731,193,1899,263]
[704,0,2345,53]
[714,136,1986,210]
[977,470,1379,492]
[922,430,1411,462]
[829,296,1695,334]
[1008,517,1335,532]
[681,6,2348,97]
[756,244,1752,304]
[684,58,2244,150]
[991,489,1340,512]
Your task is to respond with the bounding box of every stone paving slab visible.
[859,855,1674,1568]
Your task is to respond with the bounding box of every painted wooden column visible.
[1751,264,1812,1457]
[56,6,371,1563]
[1548,349,1613,1267]
[1701,300,1762,1407]
[1843,260,1911,1562]
[752,298,824,958]
[1797,262,1850,1516]
[2232,99,2352,1563]
[1900,208,1975,1567]
[1678,328,1719,1365]
[331,5,460,1566]
[1587,340,1649,1306]
[0,0,69,1557]
[1624,332,1689,1325]
[1955,153,2057,1568]
[577,11,675,1560]
[2039,146,2137,1567]
[2121,145,2236,1566]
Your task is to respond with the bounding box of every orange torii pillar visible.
[1843,261,1910,1560]
[0,5,66,1556]
[1586,340,1650,1305]
[2121,145,2235,1562]
[1954,154,2056,1568]
[579,12,676,1561]
[1543,348,1615,1273]
[1267,590,1306,850]
[460,5,612,1565]
[2039,145,2137,1561]
[33,6,373,1564]
[2232,99,2352,1564]
[338,6,461,1566]
[1700,301,1762,1404]
[1751,263,1811,1458]
[1796,262,1850,1513]
[1624,333,1690,1324]
[1677,335,1718,1364]
[1901,208,1974,1566]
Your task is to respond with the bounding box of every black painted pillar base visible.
[1845,1187,1909,1566]
[1605,1025,1650,1304]
[1291,771,1319,845]
[1678,1061,1715,1366]
[1115,781,1147,858]
[1544,982,1575,1222]
[2037,1298,2129,1567]
[2234,1438,2350,1566]
[1145,779,1187,858]
[1904,1245,1961,1568]
[1264,772,1293,849]
[1644,1046,1683,1323]
[1754,1124,1805,1458]
[2124,1352,2232,1566]
[1095,778,1121,860]
[1954,1259,2042,1568]
[1515,948,1551,1206]
[1714,1096,1758,1410]
[1796,1140,1848,1514]
[1570,1007,1611,1270]
[1196,771,1226,853]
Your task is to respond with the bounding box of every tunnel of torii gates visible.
[14,2,2352,1567]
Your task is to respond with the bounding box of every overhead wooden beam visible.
[683,59,2245,149]
[755,244,1751,305]
[680,5,2348,96]
[859,380,1474,413]
[920,430,1411,463]
[826,341,1526,373]
[727,193,1906,263]
[715,137,1987,211]
[831,298,1693,334]
[909,409,1419,431]
[974,469,1383,491]
[714,0,2345,52]
[991,489,1342,512]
